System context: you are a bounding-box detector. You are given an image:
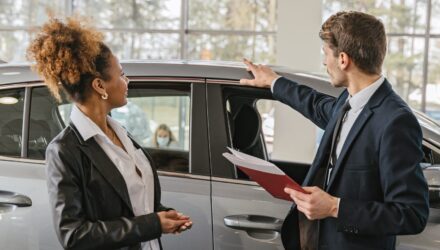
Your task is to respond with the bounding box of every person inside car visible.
[27,17,192,250]
[149,124,179,149]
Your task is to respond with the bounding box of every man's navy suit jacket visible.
[273,77,429,250]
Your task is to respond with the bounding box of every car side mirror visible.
[423,166,440,208]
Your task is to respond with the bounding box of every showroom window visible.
[323,0,440,118]
[0,0,277,64]
[0,88,25,158]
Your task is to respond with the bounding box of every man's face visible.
[322,43,347,88]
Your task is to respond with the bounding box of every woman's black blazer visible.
[46,123,171,250]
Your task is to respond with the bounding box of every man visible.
[240,11,429,250]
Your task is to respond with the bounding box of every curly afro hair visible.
[27,17,112,103]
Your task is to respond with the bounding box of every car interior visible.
[223,86,310,183]
[0,89,25,157]
[0,118,23,157]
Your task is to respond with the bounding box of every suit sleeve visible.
[272,77,338,129]
[337,109,429,235]
[46,142,163,250]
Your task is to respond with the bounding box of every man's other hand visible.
[240,58,280,88]
[284,186,340,220]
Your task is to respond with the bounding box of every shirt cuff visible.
[271,76,282,93]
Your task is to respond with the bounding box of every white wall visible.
[272,0,323,163]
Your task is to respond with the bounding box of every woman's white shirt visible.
[70,105,159,250]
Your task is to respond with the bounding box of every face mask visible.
[157,136,170,147]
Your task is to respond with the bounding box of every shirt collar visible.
[70,105,128,143]
[70,105,106,141]
[347,75,385,113]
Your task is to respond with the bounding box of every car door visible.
[0,85,61,250]
[108,79,213,249]
[207,82,319,249]
[396,138,440,250]
[0,79,214,249]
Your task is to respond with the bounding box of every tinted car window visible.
[221,85,270,180]
[0,88,25,157]
[222,85,318,182]
[28,87,63,159]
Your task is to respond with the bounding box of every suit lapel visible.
[326,80,393,190]
[303,91,349,186]
[70,123,134,212]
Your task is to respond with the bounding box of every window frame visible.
[0,83,36,161]
[125,78,211,176]
[206,81,273,180]
[0,0,277,63]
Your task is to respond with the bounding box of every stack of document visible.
[223,147,308,201]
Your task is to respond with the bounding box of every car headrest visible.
[30,120,51,140]
[1,118,22,136]
[232,104,261,151]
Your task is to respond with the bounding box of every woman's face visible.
[157,129,170,139]
[156,129,170,147]
[103,55,129,109]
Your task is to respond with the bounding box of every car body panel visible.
[211,180,290,250]
[158,175,212,249]
[0,160,59,250]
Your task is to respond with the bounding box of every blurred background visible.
[0,0,439,120]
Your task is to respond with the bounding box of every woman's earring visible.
[101,92,108,100]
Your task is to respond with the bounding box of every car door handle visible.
[0,190,32,207]
[224,214,283,232]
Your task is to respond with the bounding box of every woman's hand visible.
[173,213,193,234]
[157,210,192,234]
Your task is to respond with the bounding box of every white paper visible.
[223,148,285,175]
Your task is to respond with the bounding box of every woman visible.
[151,124,178,149]
[27,17,191,250]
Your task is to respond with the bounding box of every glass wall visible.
[0,0,277,64]
[323,0,440,118]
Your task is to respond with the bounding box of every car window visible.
[0,88,25,158]
[110,87,191,173]
[223,86,321,181]
[28,85,191,173]
[255,99,322,164]
[56,86,191,173]
[28,87,63,159]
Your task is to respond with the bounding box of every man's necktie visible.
[324,101,351,189]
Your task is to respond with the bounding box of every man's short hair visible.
[319,11,387,75]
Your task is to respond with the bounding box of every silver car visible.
[0,61,439,249]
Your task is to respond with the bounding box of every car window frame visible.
[206,79,273,180]
[120,78,211,177]
[0,82,34,160]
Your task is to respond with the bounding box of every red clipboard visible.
[223,149,308,201]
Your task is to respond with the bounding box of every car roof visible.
[0,60,340,94]
[1,60,439,145]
